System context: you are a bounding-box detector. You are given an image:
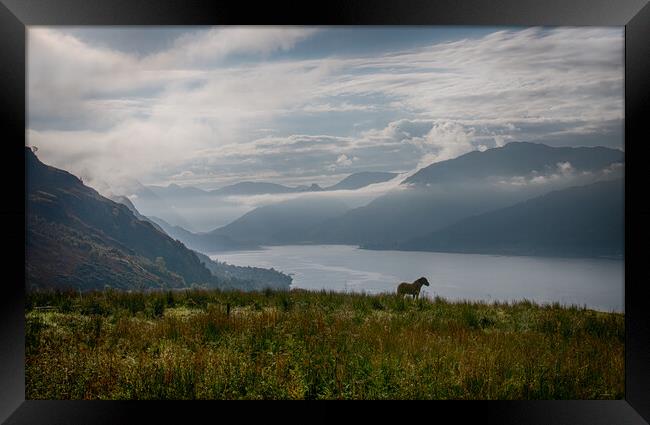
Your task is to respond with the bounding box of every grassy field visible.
[26,288,624,400]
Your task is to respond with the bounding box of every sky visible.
[27,26,624,192]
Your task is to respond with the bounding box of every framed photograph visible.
[2,0,649,423]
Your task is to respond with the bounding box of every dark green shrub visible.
[165,291,175,307]
[371,299,384,310]
[462,308,480,329]
[149,297,166,318]
[278,294,293,312]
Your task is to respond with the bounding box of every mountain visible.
[210,173,398,196]
[309,142,624,248]
[295,183,324,193]
[26,147,217,291]
[210,182,307,196]
[26,148,290,292]
[150,172,398,200]
[108,195,166,233]
[109,197,252,253]
[193,251,292,291]
[136,182,326,232]
[325,172,399,191]
[404,142,624,186]
[129,183,196,231]
[148,183,209,199]
[148,216,258,254]
[309,185,522,247]
[133,172,395,232]
[205,171,397,196]
[397,179,623,258]
[211,197,350,245]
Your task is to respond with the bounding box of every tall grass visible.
[26,289,624,400]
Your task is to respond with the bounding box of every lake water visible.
[210,245,624,313]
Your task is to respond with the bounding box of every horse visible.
[397,277,430,300]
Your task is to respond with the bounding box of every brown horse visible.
[397,277,430,300]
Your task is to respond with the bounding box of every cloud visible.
[602,162,624,176]
[144,27,319,68]
[28,27,323,136]
[335,154,358,167]
[351,119,478,169]
[28,26,623,194]
[28,28,327,188]
[219,171,410,211]
[170,170,197,180]
[413,121,476,165]
[497,161,623,188]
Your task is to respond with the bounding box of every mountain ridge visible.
[305,142,624,248]
[404,142,624,186]
[26,148,290,291]
[211,197,351,245]
[325,171,398,191]
[148,215,259,253]
[27,147,214,290]
[394,178,623,258]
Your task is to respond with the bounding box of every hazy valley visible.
[115,142,623,259]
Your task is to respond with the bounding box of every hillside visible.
[397,179,624,258]
[308,142,624,249]
[193,251,291,291]
[26,148,217,291]
[129,182,196,231]
[325,171,398,191]
[131,172,397,232]
[403,142,624,186]
[211,197,350,245]
[26,148,290,292]
[210,182,295,196]
[146,171,397,201]
[108,195,166,233]
[148,183,209,199]
[148,216,258,253]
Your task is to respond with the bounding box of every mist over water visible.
[211,245,624,313]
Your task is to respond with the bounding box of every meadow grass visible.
[26,288,624,400]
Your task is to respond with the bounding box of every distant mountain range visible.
[26,147,291,292]
[197,142,624,258]
[147,182,305,198]
[147,183,210,199]
[49,141,624,267]
[146,171,399,199]
[134,172,398,232]
[403,142,623,186]
[210,181,322,196]
[30,138,622,291]
[325,171,398,191]
[129,183,197,231]
[394,179,623,258]
[147,215,258,253]
[305,142,624,249]
[211,197,351,245]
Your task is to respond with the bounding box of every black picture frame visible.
[1,0,649,423]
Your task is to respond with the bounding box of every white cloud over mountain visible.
[27,26,623,193]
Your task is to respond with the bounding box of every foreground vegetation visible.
[26,288,624,400]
